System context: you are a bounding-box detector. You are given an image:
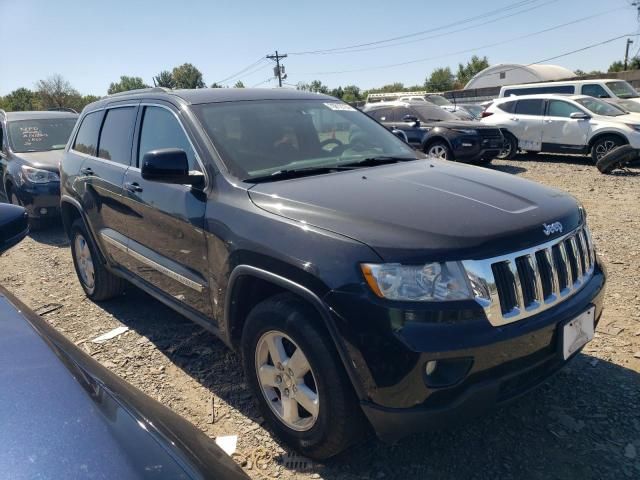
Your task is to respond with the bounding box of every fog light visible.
[40,208,48,215]
[425,360,438,375]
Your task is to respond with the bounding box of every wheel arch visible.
[422,134,453,153]
[224,265,366,400]
[60,195,107,264]
[588,131,629,151]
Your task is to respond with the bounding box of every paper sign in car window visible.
[324,103,356,112]
[20,126,48,147]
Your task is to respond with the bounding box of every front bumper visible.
[451,134,504,162]
[325,264,606,442]
[14,182,61,219]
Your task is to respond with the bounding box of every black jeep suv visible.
[1,110,78,228]
[60,88,606,459]
[363,101,503,164]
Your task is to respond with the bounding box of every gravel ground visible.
[1,153,639,479]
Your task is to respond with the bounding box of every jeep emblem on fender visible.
[543,222,564,236]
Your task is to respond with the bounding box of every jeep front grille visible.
[463,225,596,326]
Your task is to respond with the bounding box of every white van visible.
[499,79,640,104]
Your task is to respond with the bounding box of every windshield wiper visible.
[247,165,354,183]
[341,156,417,167]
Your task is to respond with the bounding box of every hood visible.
[0,288,248,480]
[248,160,581,263]
[14,150,64,171]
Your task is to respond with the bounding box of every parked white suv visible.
[482,94,640,162]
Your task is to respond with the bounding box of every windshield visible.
[605,81,639,99]
[618,99,640,113]
[8,118,77,153]
[412,104,458,121]
[575,97,627,117]
[425,95,452,106]
[192,99,417,180]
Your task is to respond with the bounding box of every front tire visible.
[425,141,452,160]
[591,135,625,163]
[241,293,365,459]
[70,219,125,301]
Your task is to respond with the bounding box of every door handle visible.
[544,119,554,123]
[80,167,94,176]
[509,118,519,121]
[124,182,143,193]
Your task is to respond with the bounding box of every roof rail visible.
[48,107,78,113]
[107,87,171,98]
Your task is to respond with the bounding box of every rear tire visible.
[241,293,365,460]
[497,132,518,160]
[70,218,125,301]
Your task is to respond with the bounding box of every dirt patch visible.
[1,154,639,479]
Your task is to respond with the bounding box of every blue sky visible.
[0,0,637,95]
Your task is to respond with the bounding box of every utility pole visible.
[266,50,288,87]
[624,38,634,70]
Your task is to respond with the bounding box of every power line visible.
[288,0,544,55]
[252,77,274,88]
[266,51,288,87]
[214,57,267,85]
[299,8,626,76]
[296,0,559,56]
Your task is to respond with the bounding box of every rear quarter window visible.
[497,101,517,113]
[73,111,103,156]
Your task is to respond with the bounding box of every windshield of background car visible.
[411,104,458,121]
[575,97,627,116]
[619,100,640,112]
[192,99,417,180]
[8,118,77,153]
[605,81,639,99]
[425,95,452,106]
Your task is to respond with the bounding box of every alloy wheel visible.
[74,234,95,291]
[594,140,617,160]
[427,144,449,159]
[255,330,319,431]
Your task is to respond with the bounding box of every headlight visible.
[624,123,640,132]
[452,128,477,135]
[20,165,60,183]
[361,262,472,301]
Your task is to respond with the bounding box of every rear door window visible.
[515,99,544,116]
[73,111,103,156]
[138,106,200,171]
[97,107,138,165]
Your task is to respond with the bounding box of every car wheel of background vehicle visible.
[596,144,638,174]
[497,132,518,160]
[70,219,125,301]
[425,141,452,160]
[241,293,365,460]
[9,189,44,231]
[591,135,624,163]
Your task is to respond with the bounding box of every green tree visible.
[154,70,175,88]
[2,87,39,111]
[296,82,310,91]
[425,67,454,92]
[36,74,80,109]
[608,61,625,73]
[308,80,329,94]
[330,86,344,99]
[172,63,206,89]
[342,85,362,103]
[107,76,149,94]
[69,94,101,112]
[210,82,223,88]
[233,80,245,88]
[456,55,490,87]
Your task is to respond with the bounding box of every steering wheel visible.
[320,138,344,152]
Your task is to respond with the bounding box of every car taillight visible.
[481,111,493,118]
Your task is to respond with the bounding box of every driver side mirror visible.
[0,204,29,255]
[570,112,590,120]
[141,148,204,186]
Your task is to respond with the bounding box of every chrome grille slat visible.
[463,225,596,327]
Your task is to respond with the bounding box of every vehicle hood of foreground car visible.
[14,149,64,171]
[0,287,248,480]
[248,160,581,263]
